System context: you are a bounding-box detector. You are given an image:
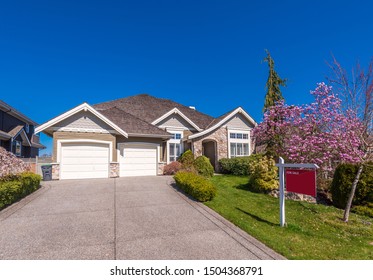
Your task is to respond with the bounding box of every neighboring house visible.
[0,100,45,158]
[35,94,256,180]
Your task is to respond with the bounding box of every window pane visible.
[237,143,243,155]
[243,143,249,155]
[243,133,248,139]
[170,143,175,156]
[230,143,236,157]
[176,144,181,157]
[237,133,243,139]
[175,134,181,139]
[230,133,236,139]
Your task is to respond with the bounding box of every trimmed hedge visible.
[194,156,214,178]
[174,171,216,202]
[219,154,264,176]
[0,172,41,210]
[331,162,373,209]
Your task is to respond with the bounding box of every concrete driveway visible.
[0,176,284,260]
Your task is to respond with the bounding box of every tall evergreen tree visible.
[263,50,287,111]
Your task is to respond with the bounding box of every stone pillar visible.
[158,162,166,175]
[109,162,119,178]
[51,163,60,180]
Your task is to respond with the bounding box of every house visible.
[0,100,45,158]
[35,94,257,180]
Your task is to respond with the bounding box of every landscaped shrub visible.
[0,172,41,210]
[174,171,216,202]
[163,161,182,175]
[248,156,278,193]
[331,162,373,209]
[0,147,30,177]
[178,149,195,168]
[193,156,214,177]
[352,203,373,218]
[219,154,264,176]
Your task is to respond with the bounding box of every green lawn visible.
[205,175,373,260]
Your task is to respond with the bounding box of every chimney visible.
[189,106,196,110]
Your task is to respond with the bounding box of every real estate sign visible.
[285,169,316,197]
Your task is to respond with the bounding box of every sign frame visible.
[276,157,319,227]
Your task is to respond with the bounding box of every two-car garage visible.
[59,141,158,180]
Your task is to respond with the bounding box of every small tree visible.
[262,50,287,112]
[254,83,365,175]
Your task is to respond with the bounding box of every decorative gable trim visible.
[35,103,128,138]
[151,108,202,132]
[188,107,257,140]
[12,128,32,147]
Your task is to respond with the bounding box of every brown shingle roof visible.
[7,125,24,137]
[98,107,171,137]
[205,108,237,129]
[94,94,214,129]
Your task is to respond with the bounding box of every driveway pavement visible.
[0,176,285,260]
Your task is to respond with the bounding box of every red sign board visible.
[285,169,316,197]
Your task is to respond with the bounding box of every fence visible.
[21,157,53,176]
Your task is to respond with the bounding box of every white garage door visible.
[60,142,110,180]
[120,143,158,177]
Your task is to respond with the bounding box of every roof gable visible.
[35,103,128,137]
[152,108,202,131]
[189,107,257,139]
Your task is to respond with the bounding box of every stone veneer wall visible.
[191,126,228,171]
[158,162,166,175]
[51,163,60,180]
[109,162,119,178]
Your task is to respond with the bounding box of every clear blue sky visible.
[1,0,372,155]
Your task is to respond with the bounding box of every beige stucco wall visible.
[53,131,117,162]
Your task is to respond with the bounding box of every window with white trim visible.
[228,130,250,158]
[168,131,183,162]
[25,124,29,134]
[14,141,22,156]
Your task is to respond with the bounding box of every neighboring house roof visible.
[98,107,171,138]
[93,94,215,129]
[0,100,38,125]
[0,130,11,140]
[35,103,129,138]
[7,125,24,137]
[7,126,32,146]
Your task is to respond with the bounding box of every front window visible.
[168,130,183,163]
[230,143,249,157]
[229,130,250,158]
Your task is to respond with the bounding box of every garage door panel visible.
[121,157,155,164]
[60,142,109,180]
[62,157,109,165]
[120,144,157,177]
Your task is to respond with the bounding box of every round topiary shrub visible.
[330,162,373,209]
[248,156,278,193]
[178,149,194,168]
[194,156,214,178]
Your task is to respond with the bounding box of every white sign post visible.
[276,157,319,227]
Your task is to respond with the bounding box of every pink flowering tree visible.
[0,147,30,177]
[254,83,365,174]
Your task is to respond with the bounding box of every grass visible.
[205,175,373,260]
